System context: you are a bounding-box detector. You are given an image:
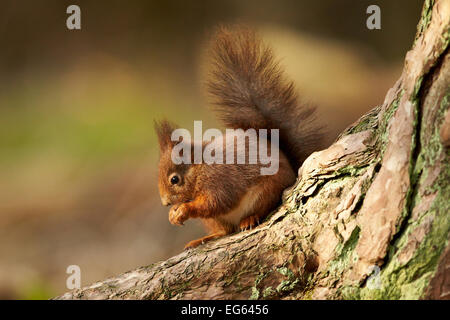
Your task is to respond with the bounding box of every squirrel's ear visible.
[154,119,177,152]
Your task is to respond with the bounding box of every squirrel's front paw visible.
[169,203,189,226]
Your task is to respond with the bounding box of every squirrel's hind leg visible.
[239,165,296,231]
[239,214,262,231]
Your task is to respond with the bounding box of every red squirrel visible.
[155,26,324,249]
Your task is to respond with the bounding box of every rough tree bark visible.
[56,0,449,300]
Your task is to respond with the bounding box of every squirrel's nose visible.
[161,197,171,206]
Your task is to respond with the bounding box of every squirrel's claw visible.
[239,215,260,232]
[169,204,189,226]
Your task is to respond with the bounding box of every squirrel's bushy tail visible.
[207,26,324,170]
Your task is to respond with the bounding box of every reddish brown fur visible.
[208,26,325,167]
[154,26,324,249]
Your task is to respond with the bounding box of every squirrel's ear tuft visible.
[154,119,177,152]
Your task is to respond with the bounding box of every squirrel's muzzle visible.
[161,196,171,206]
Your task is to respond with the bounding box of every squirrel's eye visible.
[170,175,180,185]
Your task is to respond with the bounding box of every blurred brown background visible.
[0,0,423,299]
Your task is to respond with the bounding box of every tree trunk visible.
[55,0,450,300]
